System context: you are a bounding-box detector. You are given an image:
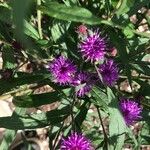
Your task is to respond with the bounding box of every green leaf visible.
[74,101,90,129]
[0,106,70,129]
[2,45,17,69]
[0,129,16,150]
[126,127,138,148]
[116,0,135,16]
[0,21,12,41]
[0,6,12,24]
[39,2,108,25]
[123,25,134,39]
[107,87,126,150]
[0,73,50,95]
[12,0,48,59]
[140,122,150,145]
[62,0,78,6]
[134,79,150,96]
[128,0,149,16]
[13,91,62,108]
[36,39,49,46]
[130,63,150,76]
[91,86,108,110]
[109,29,129,62]
[0,107,26,150]
[138,38,150,45]
[51,20,70,43]
[12,0,32,41]
[24,20,40,40]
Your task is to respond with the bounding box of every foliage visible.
[0,0,150,149]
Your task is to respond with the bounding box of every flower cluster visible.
[48,28,119,97]
[48,26,143,149]
[119,98,142,125]
[48,26,142,126]
[61,132,93,150]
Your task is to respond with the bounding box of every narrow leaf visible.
[13,91,61,108]
[107,87,126,150]
[39,2,105,25]
[0,106,70,129]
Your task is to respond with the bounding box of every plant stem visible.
[96,106,108,150]
[94,63,103,82]
[120,75,150,80]
[71,95,77,130]
[37,0,43,39]
[94,64,108,148]
[53,121,65,149]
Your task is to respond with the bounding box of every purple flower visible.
[90,73,100,84]
[79,30,107,62]
[99,59,119,86]
[72,72,93,97]
[119,98,142,125]
[49,56,77,85]
[61,132,93,150]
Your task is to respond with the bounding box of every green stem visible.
[94,63,108,149]
[37,0,43,39]
[120,75,150,80]
[96,106,108,150]
[70,95,77,130]
[53,121,65,149]
[94,63,103,82]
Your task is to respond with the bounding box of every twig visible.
[37,0,43,39]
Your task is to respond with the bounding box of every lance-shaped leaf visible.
[13,91,62,108]
[38,2,111,25]
[0,106,70,130]
[107,87,126,150]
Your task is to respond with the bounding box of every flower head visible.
[89,73,100,84]
[109,47,117,57]
[72,72,93,97]
[119,98,142,125]
[79,30,107,62]
[61,132,92,150]
[76,25,87,35]
[99,59,119,86]
[49,56,77,85]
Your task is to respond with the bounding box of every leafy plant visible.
[0,0,149,149]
